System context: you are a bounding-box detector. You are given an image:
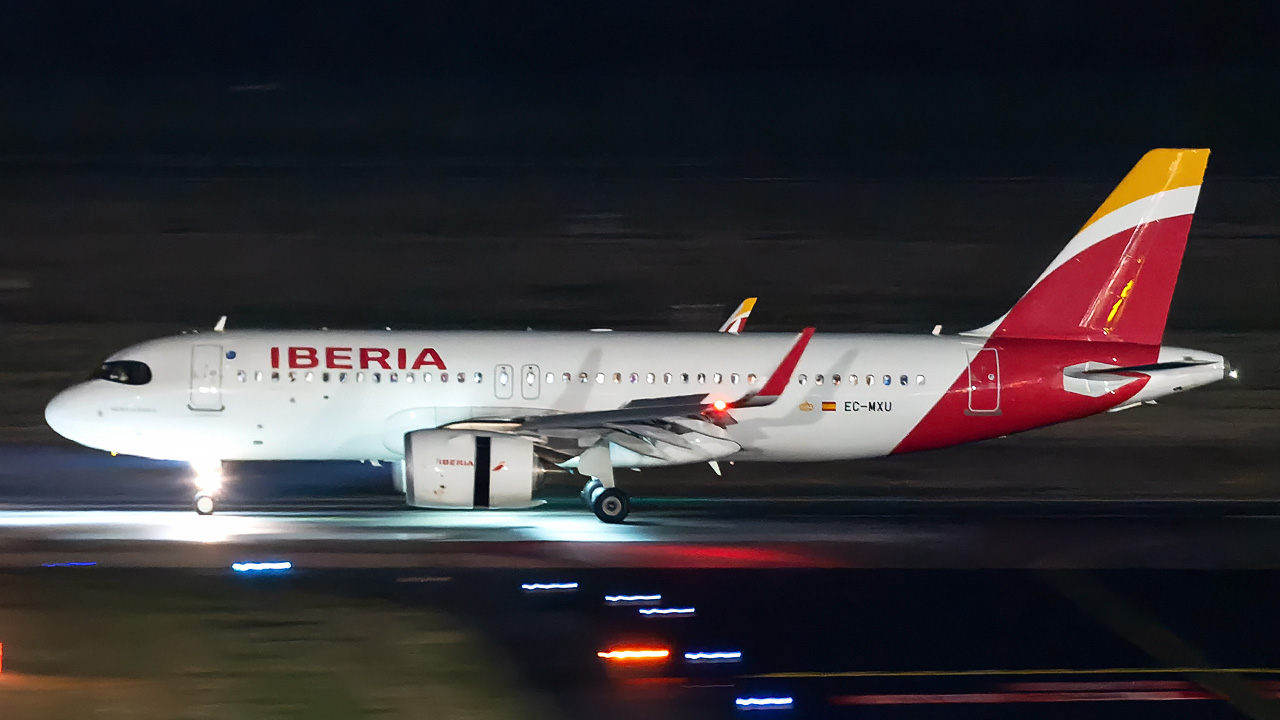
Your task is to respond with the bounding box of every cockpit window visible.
[94,360,152,386]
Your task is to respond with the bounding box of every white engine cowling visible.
[404,430,542,509]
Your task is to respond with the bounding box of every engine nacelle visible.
[404,430,542,509]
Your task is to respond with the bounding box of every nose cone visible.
[45,387,86,441]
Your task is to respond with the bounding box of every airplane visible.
[44,148,1235,522]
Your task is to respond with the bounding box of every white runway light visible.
[521,582,579,592]
[604,593,662,605]
[638,606,695,616]
[231,561,292,572]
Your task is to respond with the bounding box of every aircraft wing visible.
[442,327,814,458]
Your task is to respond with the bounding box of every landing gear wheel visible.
[194,493,216,516]
[592,487,629,524]
[580,478,603,507]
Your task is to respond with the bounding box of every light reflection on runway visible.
[3,502,1280,569]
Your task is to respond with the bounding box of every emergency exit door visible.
[189,344,224,411]
[966,348,1000,414]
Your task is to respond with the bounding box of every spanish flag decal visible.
[821,402,837,412]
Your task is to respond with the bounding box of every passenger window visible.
[630,372,639,383]
[900,375,908,386]
[832,374,841,386]
[441,372,449,383]
[305,371,314,382]
[713,373,723,384]
[680,373,689,384]
[254,371,263,382]
[339,372,348,383]
[595,372,605,384]
[580,373,588,383]
[647,372,656,384]
[612,372,621,383]
[730,373,739,384]
[288,371,297,382]
[406,373,415,383]
[697,373,706,384]
[497,369,509,386]
[798,374,807,385]
[525,371,536,386]
[866,375,874,386]
[815,374,824,385]
[663,373,672,384]
[849,374,858,386]
[373,372,382,383]
[237,370,246,382]
[916,374,926,386]
[356,372,364,383]
[322,372,331,382]
[546,372,555,384]
[271,371,280,382]
[422,372,431,383]
[474,372,482,383]
[563,372,572,383]
[883,375,891,386]
[389,372,397,383]
[455,372,464,383]
[747,373,757,384]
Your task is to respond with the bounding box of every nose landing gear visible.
[190,459,224,515]
[194,493,216,515]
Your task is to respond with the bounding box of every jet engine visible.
[403,430,543,509]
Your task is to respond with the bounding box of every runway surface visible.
[8,497,1280,570]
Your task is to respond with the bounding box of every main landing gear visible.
[576,446,630,523]
[581,478,630,523]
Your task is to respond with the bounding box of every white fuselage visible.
[44,329,1228,467]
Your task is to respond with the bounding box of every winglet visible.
[718,298,757,334]
[213,315,227,332]
[734,327,815,407]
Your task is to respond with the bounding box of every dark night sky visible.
[0,1,1276,173]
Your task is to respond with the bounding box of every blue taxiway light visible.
[735,696,793,709]
[42,562,97,567]
[231,561,292,572]
[520,582,579,591]
[685,651,742,662]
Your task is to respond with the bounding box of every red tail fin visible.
[967,149,1209,345]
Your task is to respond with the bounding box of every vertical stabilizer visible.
[966,148,1209,345]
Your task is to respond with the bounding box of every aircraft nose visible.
[44,387,86,440]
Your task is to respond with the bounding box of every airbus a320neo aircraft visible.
[46,149,1234,522]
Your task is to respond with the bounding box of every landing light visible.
[1229,368,1240,380]
[190,459,224,493]
[712,400,728,412]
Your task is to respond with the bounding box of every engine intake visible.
[404,430,541,509]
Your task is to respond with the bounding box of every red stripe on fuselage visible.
[893,338,1158,454]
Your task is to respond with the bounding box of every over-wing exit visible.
[45,149,1234,522]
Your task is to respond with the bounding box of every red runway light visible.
[597,647,671,662]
